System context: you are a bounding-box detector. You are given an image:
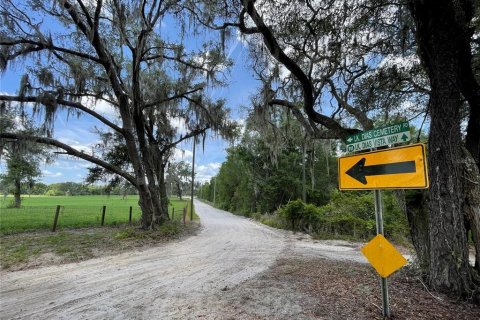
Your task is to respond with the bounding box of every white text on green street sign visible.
[346,122,410,153]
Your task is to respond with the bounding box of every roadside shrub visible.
[5,199,20,208]
[45,189,63,196]
[279,199,322,232]
[279,199,305,229]
[277,190,408,242]
[319,215,376,240]
[306,188,330,206]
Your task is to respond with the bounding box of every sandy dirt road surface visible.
[0,200,367,319]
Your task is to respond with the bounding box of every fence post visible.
[182,207,186,224]
[101,205,106,226]
[52,205,61,232]
[129,206,132,225]
[172,207,175,220]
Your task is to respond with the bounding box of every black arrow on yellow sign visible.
[346,158,416,185]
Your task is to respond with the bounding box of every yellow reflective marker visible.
[361,234,407,278]
[338,143,429,190]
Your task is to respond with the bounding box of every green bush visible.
[320,215,375,239]
[277,191,408,242]
[45,189,63,196]
[279,199,322,232]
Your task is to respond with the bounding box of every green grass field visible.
[0,195,193,234]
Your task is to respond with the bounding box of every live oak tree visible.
[165,160,191,200]
[189,0,480,299]
[0,104,49,208]
[408,0,480,298]
[0,0,237,228]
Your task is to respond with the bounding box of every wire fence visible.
[0,196,191,234]
[0,204,142,234]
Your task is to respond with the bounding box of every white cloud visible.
[81,97,119,119]
[42,170,63,178]
[12,116,26,130]
[48,159,91,170]
[173,148,193,162]
[170,116,188,135]
[94,100,118,117]
[235,29,249,46]
[236,118,246,136]
[56,137,94,154]
[377,54,420,71]
[195,162,221,183]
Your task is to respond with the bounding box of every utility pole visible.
[213,176,217,205]
[190,138,196,221]
[302,140,307,202]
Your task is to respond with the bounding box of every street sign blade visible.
[338,144,429,190]
[345,121,410,153]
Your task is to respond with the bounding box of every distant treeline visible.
[197,114,409,243]
[2,181,138,197]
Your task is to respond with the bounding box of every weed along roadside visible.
[0,196,199,271]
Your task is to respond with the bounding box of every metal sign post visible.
[340,122,422,319]
[374,190,390,318]
[190,138,196,221]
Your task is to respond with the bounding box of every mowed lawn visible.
[0,195,191,234]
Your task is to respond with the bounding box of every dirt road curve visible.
[0,200,366,319]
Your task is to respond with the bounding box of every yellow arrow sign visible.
[361,234,408,278]
[338,144,429,190]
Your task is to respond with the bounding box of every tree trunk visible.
[463,148,480,273]
[405,190,430,273]
[324,141,330,178]
[132,111,163,226]
[396,189,431,271]
[428,101,473,295]
[13,178,21,208]
[310,141,315,189]
[409,0,478,298]
[137,186,154,227]
[158,162,169,221]
[119,116,155,229]
[176,181,183,200]
[302,141,306,202]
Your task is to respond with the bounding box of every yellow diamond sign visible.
[361,234,407,278]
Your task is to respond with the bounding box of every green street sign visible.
[346,122,410,153]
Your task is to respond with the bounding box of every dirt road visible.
[0,200,367,319]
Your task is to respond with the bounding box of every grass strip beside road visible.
[0,196,199,270]
[0,220,200,271]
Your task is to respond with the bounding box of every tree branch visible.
[162,126,210,153]
[142,86,205,110]
[241,0,352,140]
[269,99,351,139]
[180,4,245,31]
[1,39,103,64]
[61,0,128,103]
[0,132,137,187]
[142,54,210,73]
[0,95,124,134]
[325,79,374,130]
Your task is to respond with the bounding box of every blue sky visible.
[0,4,429,186]
[0,32,259,184]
